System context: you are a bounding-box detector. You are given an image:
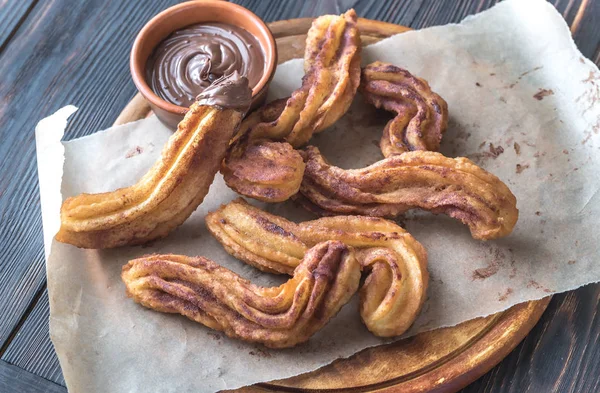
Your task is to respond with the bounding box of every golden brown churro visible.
[56,74,251,248]
[222,9,361,202]
[206,198,428,337]
[122,240,360,348]
[360,61,449,156]
[297,146,518,240]
[222,135,306,203]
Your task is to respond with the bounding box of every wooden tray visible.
[115,17,550,393]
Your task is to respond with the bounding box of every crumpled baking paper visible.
[36,0,600,391]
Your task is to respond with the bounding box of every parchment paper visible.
[36,0,600,392]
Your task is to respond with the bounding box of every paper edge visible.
[36,105,76,261]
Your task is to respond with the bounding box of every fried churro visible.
[206,198,428,337]
[297,146,518,240]
[122,240,360,348]
[56,73,251,248]
[360,61,448,156]
[222,10,361,202]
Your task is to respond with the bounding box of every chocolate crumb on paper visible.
[498,288,513,301]
[488,143,504,157]
[455,130,472,140]
[516,163,529,173]
[470,142,504,162]
[505,66,544,89]
[471,247,507,280]
[582,131,593,145]
[533,88,554,100]
[527,280,542,289]
[514,142,521,155]
[508,249,517,279]
[526,280,553,293]
[207,332,222,341]
[125,146,144,158]
[249,347,272,358]
[472,265,500,280]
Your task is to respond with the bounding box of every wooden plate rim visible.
[260,299,550,393]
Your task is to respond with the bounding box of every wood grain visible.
[461,284,600,393]
[569,0,600,64]
[0,0,598,392]
[0,360,66,393]
[3,290,64,386]
[0,0,37,51]
[0,0,179,355]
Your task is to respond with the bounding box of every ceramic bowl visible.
[130,0,277,128]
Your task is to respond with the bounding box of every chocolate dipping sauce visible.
[196,71,252,112]
[146,22,265,107]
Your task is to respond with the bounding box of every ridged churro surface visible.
[360,61,448,156]
[297,146,518,240]
[122,240,360,348]
[222,10,361,202]
[57,100,245,248]
[206,198,428,337]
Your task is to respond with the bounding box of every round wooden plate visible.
[115,17,550,393]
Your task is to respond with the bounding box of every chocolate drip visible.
[196,71,252,112]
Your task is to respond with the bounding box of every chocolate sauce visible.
[146,22,265,107]
[196,71,251,112]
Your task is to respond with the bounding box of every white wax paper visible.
[36,0,600,392]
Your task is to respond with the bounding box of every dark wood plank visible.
[232,0,424,25]
[0,360,66,393]
[569,0,600,65]
[460,285,600,393]
[0,0,182,353]
[1,0,599,392]
[3,290,64,386]
[410,0,494,28]
[0,0,37,52]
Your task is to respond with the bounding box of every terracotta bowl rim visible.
[130,0,277,115]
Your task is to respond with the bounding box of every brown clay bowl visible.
[130,0,277,129]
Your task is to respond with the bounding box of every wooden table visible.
[0,1,598,392]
